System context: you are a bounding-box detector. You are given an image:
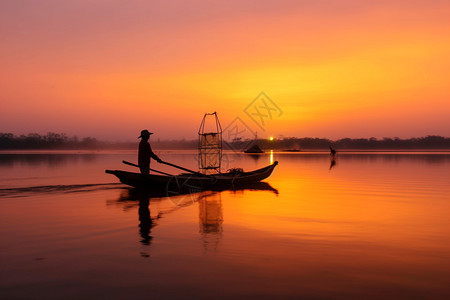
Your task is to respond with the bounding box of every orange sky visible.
[1,0,449,141]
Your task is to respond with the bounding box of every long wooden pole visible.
[160,161,210,177]
[122,160,173,176]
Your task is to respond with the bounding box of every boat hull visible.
[106,161,278,191]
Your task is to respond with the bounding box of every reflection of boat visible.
[227,181,279,195]
[110,181,278,207]
[105,161,278,190]
[109,182,278,248]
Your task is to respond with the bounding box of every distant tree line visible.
[252,136,450,150]
[1,132,450,150]
[0,133,198,150]
[0,133,101,150]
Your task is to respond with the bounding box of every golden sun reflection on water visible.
[215,153,450,282]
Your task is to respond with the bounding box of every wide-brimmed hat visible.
[138,129,153,138]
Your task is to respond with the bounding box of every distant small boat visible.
[283,149,301,152]
[106,162,278,190]
[244,144,264,153]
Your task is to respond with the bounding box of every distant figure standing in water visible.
[138,130,162,175]
[329,146,336,157]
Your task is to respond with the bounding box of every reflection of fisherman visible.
[329,145,337,170]
[138,130,162,175]
[138,195,154,245]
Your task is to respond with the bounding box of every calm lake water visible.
[1,150,450,300]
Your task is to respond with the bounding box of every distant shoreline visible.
[1,133,450,151]
[1,149,450,155]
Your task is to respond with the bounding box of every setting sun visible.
[1,1,450,140]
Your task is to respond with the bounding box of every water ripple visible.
[0,183,123,198]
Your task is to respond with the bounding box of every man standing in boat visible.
[138,130,162,175]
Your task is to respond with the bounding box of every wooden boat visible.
[244,144,264,153]
[106,161,278,190]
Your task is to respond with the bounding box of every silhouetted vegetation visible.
[254,136,450,150]
[0,132,197,150]
[0,133,100,150]
[1,132,450,150]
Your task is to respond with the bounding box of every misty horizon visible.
[2,131,450,143]
[2,132,450,150]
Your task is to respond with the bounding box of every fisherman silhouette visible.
[138,130,162,175]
